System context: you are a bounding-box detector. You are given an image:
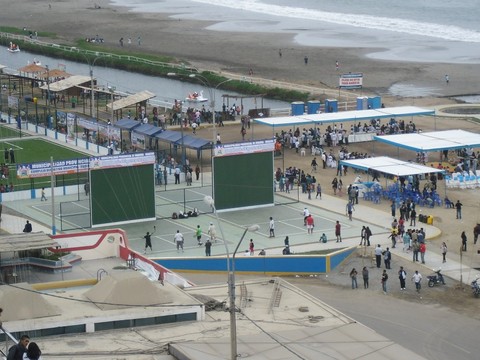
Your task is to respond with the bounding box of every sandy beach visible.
[1,0,479,102]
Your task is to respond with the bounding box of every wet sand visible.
[1,0,479,101]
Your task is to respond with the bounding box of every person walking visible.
[412,270,422,292]
[374,244,383,268]
[207,222,217,243]
[398,266,407,290]
[249,239,255,255]
[205,239,212,256]
[174,230,184,252]
[441,242,448,263]
[269,217,275,237]
[195,225,203,245]
[349,268,358,289]
[461,231,467,251]
[332,177,338,195]
[335,220,342,242]
[384,247,392,269]
[362,266,369,289]
[306,214,315,234]
[410,208,417,226]
[315,183,322,199]
[346,201,354,221]
[381,270,388,294]
[365,226,372,246]
[40,187,47,201]
[359,226,367,246]
[302,207,310,226]
[455,200,463,219]
[284,236,289,247]
[419,242,426,264]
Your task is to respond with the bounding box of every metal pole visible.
[50,156,56,235]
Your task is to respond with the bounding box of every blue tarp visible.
[154,130,182,143]
[174,135,211,150]
[133,124,163,136]
[114,118,141,131]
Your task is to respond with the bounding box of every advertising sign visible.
[339,73,364,89]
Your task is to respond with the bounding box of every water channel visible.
[0,49,290,112]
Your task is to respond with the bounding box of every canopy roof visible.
[175,135,211,149]
[0,232,58,252]
[115,118,141,131]
[254,106,434,127]
[154,129,183,142]
[340,156,445,176]
[18,63,47,74]
[38,68,71,79]
[107,90,156,111]
[39,75,91,92]
[374,129,480,152]
[132,124,163,136]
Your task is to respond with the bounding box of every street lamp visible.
[71,48,102,118]
[203,195,259,360]
[188,74,232,146]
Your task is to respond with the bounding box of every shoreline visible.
[0,1,478,101]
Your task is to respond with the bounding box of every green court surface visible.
[0,124,27,139]
[0,138,89,191]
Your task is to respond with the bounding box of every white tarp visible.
[254,106,434,127]
[340,156,445,176]
[374,129,480,152]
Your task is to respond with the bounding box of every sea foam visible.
[192,0,480,43]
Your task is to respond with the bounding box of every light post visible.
[71,49,102,118]
[188,74,232,146]
[203,195,259,360]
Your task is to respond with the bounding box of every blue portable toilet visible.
[291,101,305,116]
[307,100,321,114]
[325,99,338,113]
[356,96,368,110]
[368,96,382,109]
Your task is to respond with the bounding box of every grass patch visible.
[0,138,89,191]
[0,125,29,139]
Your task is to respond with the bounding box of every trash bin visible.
[427,215,433,225]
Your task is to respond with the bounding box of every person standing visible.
[374,244,383,268]
[306,214,314,234]
[40,187,47,201]
[384,247,392,269]
[412,240,420,262]
[174,167,181,184]
[412,270,422,292]
[332,177,338,195]
[9,148,15,163]
[205,239,212,256]
[390,201,396,218]
[143,228,155,253]
[7,334,30,360]
[195,225,203,245]
[316,183,322,199]
[349,268,358,289]
[195,165,200,180]
[23,342,42,360]
[419,242,426,264]
[441,242,448,263]
[455,200,463,219]
[207,222,217,243]
[359,226,366,246]
[249,239,255,255]
[474,223,480,245]
[395,266,406,291]
[269,217,275,237]
[381,270,388,294]
[84,181,90,196]
[335,220,342,242]
[174,230,184,252]
[445,74,449,84]
[302,207,310,226]
[410,208,417,226]
[284,236,289,247]
[461,231,467,251]
[365,226,372,246]
[362,266,369,289]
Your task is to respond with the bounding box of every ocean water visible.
[111,0,480,64]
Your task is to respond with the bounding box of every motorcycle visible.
[471,277,480,298]
[427,269,446,287]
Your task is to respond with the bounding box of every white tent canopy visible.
[374,129,480,152]
[340,156,445,177]
[254,106,434,127]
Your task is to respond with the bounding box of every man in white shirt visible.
[269,217,275,237]
[173,230,184,252]
[412,270,422,292]
[303,208,310,226]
